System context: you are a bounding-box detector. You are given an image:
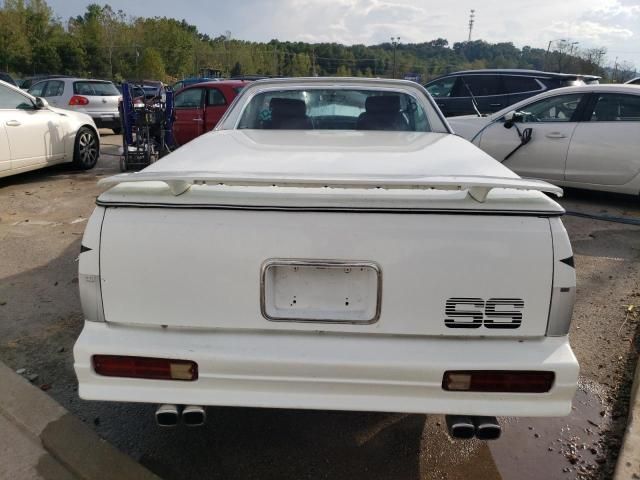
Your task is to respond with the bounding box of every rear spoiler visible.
[99,171,563,203]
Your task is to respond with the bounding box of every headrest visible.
[270,98,307,118]
[365,95,401,114]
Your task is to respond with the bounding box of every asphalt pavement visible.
[0,131,639,480]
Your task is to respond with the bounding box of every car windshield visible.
[73,81,120,96]
[237,89,432,131]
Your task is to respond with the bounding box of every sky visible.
[48,0,640,70]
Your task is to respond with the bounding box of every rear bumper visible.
[74,321,579,416]
[87,112,120,129]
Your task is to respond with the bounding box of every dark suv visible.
[425,69,600,117]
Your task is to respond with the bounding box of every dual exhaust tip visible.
[156,404,206,427]
[445,415,501,441]
[156,406,498,439]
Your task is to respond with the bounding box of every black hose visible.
[565,210,640,226]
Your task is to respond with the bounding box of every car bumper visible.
[74,322,579,416]
[88,113,120,129]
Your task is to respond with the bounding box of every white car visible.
[28,77,121,134]
[74,78,578,440]
[0,80,100,178]
[625,77,640,85]
[448,85,640,195]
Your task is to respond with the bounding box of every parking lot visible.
[0,131,639,480]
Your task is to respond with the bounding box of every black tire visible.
[73,127,99,170]
[112,127,122,135]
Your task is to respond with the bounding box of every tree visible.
[139,47,165,80]
[230,61,242,77]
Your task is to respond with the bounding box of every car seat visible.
[356,96,409,131]
[268,98,313,129]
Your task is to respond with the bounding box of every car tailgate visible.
[99,206,553,337]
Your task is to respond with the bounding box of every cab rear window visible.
[237,89,432,131]
[73,81,120,96]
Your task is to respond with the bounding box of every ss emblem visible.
[445,297,524,329]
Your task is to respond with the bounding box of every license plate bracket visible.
[260,259,382,324]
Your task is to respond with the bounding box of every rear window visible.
[73,81,119,96]
[237,89,432,131]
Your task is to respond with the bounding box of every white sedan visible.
[0,79,100,179]
[448,85,640,195]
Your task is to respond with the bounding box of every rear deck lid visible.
[97,130,564,214]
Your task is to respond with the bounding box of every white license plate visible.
[261,259,381,324]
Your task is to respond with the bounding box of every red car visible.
[172,80,248,145]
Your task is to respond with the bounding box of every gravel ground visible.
[0,132,638,479]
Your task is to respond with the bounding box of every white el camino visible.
[74,78,578,440]
[448,84,640,196]
[0,80,100,178]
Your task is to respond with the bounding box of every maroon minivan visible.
[172,80,247,146]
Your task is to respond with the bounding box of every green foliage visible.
[139,47,165,79]
[0,0,632,83]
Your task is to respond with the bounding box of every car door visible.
[0,121,10,173]
[172,87,205,146]
[464,74,506,114]
[503,75,546,108]
[426,75,482,117]
[0,82,65,170]
[477,92,586,181]
[203,87,228,132]
[42,79,65,107]
[565,92,640,185]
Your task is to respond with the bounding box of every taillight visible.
[69,95,89,106]
[93,355,198,381]
[442,371,554,393]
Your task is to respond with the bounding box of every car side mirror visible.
[503,110,517,129]
[35,97,49,109]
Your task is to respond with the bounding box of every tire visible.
[73,127,99,170]
[112,127,122,135]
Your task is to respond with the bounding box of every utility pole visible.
[390,36,400,78]
[613,57,619,82]
[312,47,317,76]
[467,10,475,42]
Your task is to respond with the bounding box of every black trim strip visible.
[80,244,92,253]
[95,200,564,217]
[559,256,575,268]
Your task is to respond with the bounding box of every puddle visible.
[417,382,610,480]
[489,383,611,480]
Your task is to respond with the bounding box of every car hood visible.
[98,130,564,214]
[447,116,493,141]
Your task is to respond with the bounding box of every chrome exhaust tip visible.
[182,405,206,427]
[473,416,501,440]
[156,404,179,427]
[445,415,475,439]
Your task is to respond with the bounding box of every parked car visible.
[0,79,100,178]
[448,84,640,195]
[625,77,640,85]
[74,78,578,439]
[172,80,247,145]
[425,69,600,117]
[0,72,16,86]
[172,77,220,92]
[19,74,72,91]
[28,77,121,134]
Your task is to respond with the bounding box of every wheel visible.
[73,127,99,170]
[112,127,122,135]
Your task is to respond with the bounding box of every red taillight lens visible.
[442,371,554,393]
[93,355,198,381]
[69,95,89,106]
